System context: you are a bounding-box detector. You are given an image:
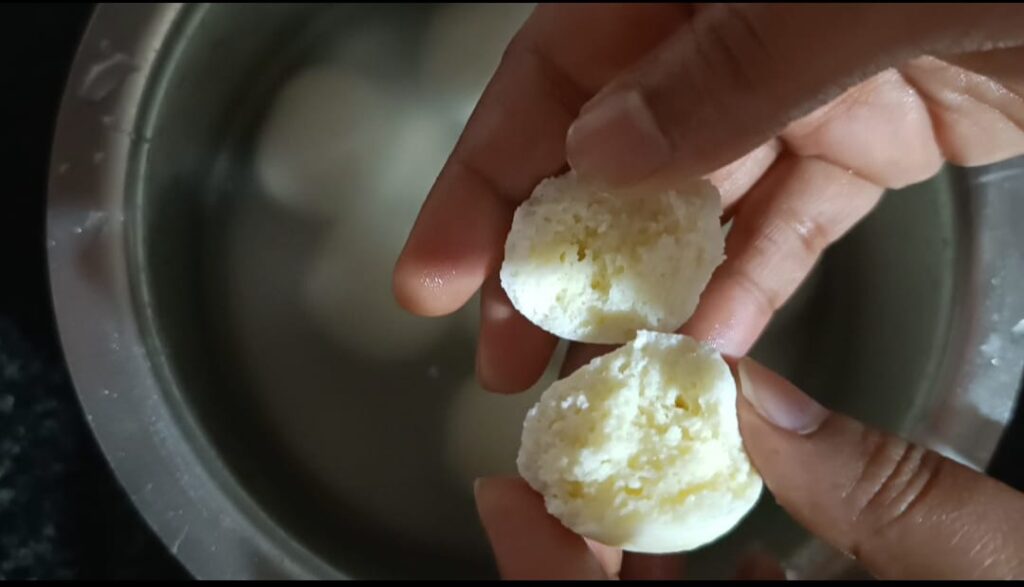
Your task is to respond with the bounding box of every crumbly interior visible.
[517,331,762,553]
[500,172,725,344]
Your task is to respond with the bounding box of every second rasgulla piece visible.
[516,330,763,554]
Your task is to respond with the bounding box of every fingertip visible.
[473,476,536,538]
[476,277,558,393]
[392,161,515,317]
[584,539,624,579]
[473,476,522,516]
[679,269,772,358]
[473,477,535,542]
[559,342,617,379]
[473,476,607,580]
[391,253,466,317]
[390,254,430,316]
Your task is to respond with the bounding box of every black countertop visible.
[1,3,1021,581]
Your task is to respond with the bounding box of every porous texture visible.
[500,172,725,344]
[517,331,762,554]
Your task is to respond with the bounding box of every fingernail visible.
[737,357,829,434]
[566,89,671,186]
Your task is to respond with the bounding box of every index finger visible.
[393,4,689,317]
[474,477,609,580]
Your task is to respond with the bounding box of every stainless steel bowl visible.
[47,3,1024,580]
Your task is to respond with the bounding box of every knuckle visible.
[722,262,784,319]
[691,5,774,99]
[845,430,944,555]
[517,39,590,117]
[737,212,822,306]
[779,207,835,262]
[849,432,910,522]
[891,449,944,521]
[690,22,752,103]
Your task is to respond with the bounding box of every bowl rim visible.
[46,3,340,579]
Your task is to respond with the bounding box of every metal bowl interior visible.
[48,3,1024,580]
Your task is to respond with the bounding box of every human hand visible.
[393,3,1024,391]
[473,358,1024,580]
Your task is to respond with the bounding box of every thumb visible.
[565,3,1024,186]
[735,357,1024,580]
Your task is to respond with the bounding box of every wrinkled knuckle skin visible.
[693,4,777,100]
[843,428,944,561]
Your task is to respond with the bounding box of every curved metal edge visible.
[915,160,1024,469]
[46,3,336,580]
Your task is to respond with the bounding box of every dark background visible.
[0,3,1021,580]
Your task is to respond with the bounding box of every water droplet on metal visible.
[1012,319,1024,338]
[78,53,137,102]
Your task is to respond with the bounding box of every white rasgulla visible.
[517,330,762,554]
[500,172,725,344]
[255,67,399,217]
[302,106,459,362]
